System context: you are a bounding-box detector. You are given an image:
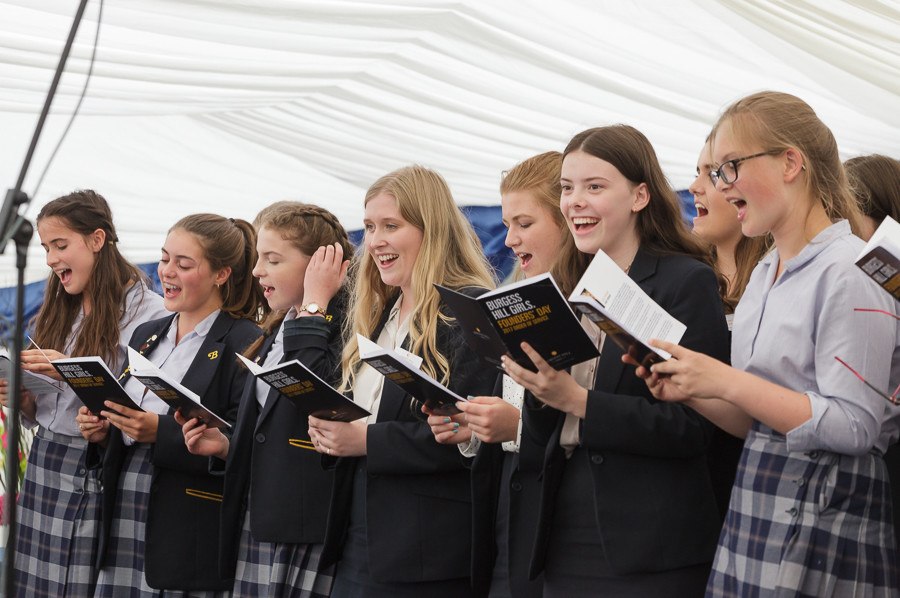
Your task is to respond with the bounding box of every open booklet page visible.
[856,216,900,300]
[0,355,65,395]
[237,354,369,422]
[357,334,465,416]
[569,249,685,364]
[127,347,230,429]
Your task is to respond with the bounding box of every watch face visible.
[305,303,321,314]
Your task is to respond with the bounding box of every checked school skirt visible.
[707,424,899,597]
[13,427,101,598]
[233,497,334,598]
[93,443,228,598]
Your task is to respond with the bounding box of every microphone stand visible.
[0,1,90,594]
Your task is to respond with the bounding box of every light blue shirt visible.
[30,281,168,437]
[119,309,220,445]
[733,220,900,455]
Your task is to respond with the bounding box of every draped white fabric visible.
[1,0,898,285]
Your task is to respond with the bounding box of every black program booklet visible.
[357,335,466,416]
[51,356,144,417]
[127,347,230,429]
[238,355,370,422]
[435,274,599,372]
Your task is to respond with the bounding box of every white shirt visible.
[353,297,409,424]
[120,309,220,445]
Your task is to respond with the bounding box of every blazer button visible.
[511,481,523,492]
[590,454,604,465]
[255,433,266,443]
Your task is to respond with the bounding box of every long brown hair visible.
[711,91,865,236]
[31,190,147,364]
[845,154,900,224]
[551,125,711,295]
[169,214,264,321]
[244,202,353,360]
[340,165,496,391]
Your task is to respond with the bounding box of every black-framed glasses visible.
[709,150,781,186]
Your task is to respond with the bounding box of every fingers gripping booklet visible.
[568,250,686,367]
[126,347,230,429]
[236,354,370,422]
[435,275,600,372]
[356,334,466,416]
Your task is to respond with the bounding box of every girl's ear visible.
[88,228,107,253]
[783,148,806,183]
[631,182,650,213]
[214,266,232,287]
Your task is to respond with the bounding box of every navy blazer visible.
[470,374,545,598]
[319,289,496,585]
[96,311,261,591]
[523,248,730,578]
[218,293,346,578]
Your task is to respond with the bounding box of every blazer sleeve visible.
[282,289,347,385]
[581,262,729,458]
[366,318,496,475]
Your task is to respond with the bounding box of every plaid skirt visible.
[12,427,101,598]
[233,504,334,598]
[94,443,228,598]
[707,424,899,597]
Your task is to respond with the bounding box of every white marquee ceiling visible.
[1,0,898,285]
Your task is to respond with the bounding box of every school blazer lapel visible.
[254,333,284,431]
[593,248,659,394]
[178,312,234,403]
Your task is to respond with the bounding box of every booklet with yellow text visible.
[435,275,599,372]
[357,334,466,416]
[51,355,144,417]
[127,347,230,429]
[237,354,370,422]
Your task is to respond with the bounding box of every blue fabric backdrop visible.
[0,192,694,346]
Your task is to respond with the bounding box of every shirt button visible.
[591,454,604,465]
[511,481,523,492]
[805,451,820,460]
[77,468,85,476]
[255,433,266,443]
[787,507,798,517]
[795,478,806,487]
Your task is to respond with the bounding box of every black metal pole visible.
[1,2,90,595]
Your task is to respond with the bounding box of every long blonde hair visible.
[501,151,577,281]
[340,165,496,391]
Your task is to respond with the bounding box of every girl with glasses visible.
[501,125,730,597]
[637,91,900,596]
